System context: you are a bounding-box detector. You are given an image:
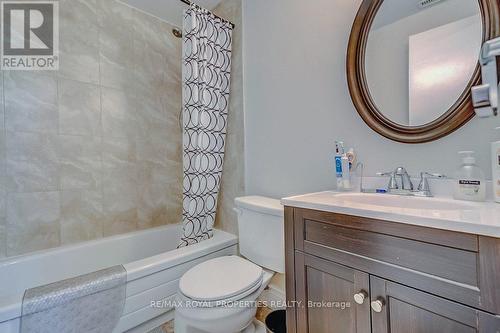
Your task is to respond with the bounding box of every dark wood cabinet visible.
[295,252,370,333]
[370,276,498,333]
[285,207,500,333]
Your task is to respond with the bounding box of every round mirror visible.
[347,0,500,143]
[366,0,482,127]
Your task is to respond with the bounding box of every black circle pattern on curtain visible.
[179,5,233,247]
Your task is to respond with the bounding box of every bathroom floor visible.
[151,308,271,333]
[148,321,174,333]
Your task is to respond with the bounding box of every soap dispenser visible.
[453,151,486,202]
[492,127,500,203]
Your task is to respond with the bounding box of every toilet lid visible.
[179,256,263,302]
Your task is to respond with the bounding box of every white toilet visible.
[174,196,284,333]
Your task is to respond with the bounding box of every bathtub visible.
[0,224,238,333]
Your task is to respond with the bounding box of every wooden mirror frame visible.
[347,0,500,144]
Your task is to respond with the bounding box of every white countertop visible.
[281,191,500,238]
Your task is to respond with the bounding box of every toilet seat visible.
[179,256,263,305]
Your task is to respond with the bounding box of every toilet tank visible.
[234,196,284,274]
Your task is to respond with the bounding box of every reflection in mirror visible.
[365,0,482,126]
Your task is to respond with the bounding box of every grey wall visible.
[243,0,500,199]
[0,0,183,257]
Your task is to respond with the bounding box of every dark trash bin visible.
[265,309,286,333]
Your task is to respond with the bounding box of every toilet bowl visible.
[174,256,274,333]
[174,196,284,333]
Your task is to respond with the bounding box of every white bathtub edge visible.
[125,230,238,281]
[0,229,238,326]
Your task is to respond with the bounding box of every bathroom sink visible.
[282,191,500,238]
[333,193,474,211]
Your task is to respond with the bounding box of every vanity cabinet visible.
[295,253,370,333]
[285,207,500,333]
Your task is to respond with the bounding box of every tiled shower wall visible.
[0,0,183,257]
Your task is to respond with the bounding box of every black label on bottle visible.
[459,180,481,185]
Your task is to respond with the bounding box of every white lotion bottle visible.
[492,127,500,203]
[341,153,351,190]
[453,151,486,202]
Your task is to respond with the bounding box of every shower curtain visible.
[179,4,233,247]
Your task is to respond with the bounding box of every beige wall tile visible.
[102,137,136,168]
[60,135,102,190]
[102,138,138,236]
[102,167,138,237]
[0,218,5,258]
[98,1,135,91]
[0,190,4,221]
[1,0,189,257]
[4,72,58,134]
[5,131,59,192]
[61,190,103,244]
[97,0,134,34]
[133,10,175,55]
[134,40,166,91]
[0,129,5,219]
[166,182,183,225]
[137,181,169,229]
[101,87,137,139]
[59,79,101,136]
[6,192,60,256]
[99,32,135,91]
[59,0,99,84]
[0,71,4,130]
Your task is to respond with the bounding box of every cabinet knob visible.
[371,299,385,313]
[353,291,368,305]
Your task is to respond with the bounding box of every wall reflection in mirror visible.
[365,0,482,126]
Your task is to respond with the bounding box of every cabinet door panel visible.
[370,276,500,333]
[389,298,475,333]
[295,252,370,333]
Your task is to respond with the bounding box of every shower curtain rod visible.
[180,0,235,28]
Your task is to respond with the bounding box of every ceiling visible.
[119,0,223,27]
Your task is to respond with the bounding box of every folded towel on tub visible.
[20,265,127,333]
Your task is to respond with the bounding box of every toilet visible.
[174,196,284,333]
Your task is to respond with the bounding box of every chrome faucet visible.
[395,167,414,191]
[376,167,446,197]
[377,167,414,192]
[416,172,446,197]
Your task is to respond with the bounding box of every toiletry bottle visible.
[341,150,351,190]
[346,148,356,170]
[335,141,344,190]
[453,151,486,202]
[492,127,500,203]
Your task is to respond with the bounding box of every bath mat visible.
[20,265,127,333]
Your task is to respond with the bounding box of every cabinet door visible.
[295,253,370,333]
[370,276,500,333]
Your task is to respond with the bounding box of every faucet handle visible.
[421,172,446,179]
[377,171,398,190]
[417,172,446,194]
